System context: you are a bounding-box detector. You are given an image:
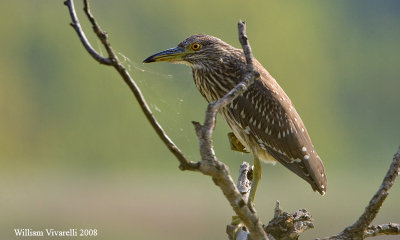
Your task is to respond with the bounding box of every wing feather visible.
[226,61,327,194]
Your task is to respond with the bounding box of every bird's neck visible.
[191,57,245,103]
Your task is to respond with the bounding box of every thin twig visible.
[64,0,111,65]
[82,0,117,61]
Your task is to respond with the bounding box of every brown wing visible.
[227,61,327,194]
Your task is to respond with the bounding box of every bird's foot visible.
[228,132,249,153]
[230,215,246,239]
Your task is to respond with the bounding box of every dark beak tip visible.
[142,57,155,63]
[142,47,184,64]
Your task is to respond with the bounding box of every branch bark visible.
[265,202,314,240]
[64,1,400,239]
[364,223,400,237]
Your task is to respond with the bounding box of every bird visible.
[143,34,327,203]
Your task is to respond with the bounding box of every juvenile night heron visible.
[143,34,327,202]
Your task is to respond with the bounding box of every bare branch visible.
[321,146,400,239]
[346,146,400,231]
[64,0,197,171]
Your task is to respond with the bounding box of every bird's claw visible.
[228,132,250,153]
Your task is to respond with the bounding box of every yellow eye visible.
[191,43,201,51]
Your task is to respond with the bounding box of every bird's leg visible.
[227,132,250,153]
[248,157,262,206]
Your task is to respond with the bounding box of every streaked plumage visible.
[143,34,327,195]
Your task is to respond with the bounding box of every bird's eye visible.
[191,43,201,51]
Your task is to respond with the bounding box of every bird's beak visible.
[143,46,185,63]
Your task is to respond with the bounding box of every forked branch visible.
[64,0,197,171]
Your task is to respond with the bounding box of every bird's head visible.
[143,34,239,68]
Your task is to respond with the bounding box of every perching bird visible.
[143,34,327,202]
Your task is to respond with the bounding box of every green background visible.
[1,0,399,239]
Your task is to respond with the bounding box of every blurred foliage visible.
[0,0,399,239]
